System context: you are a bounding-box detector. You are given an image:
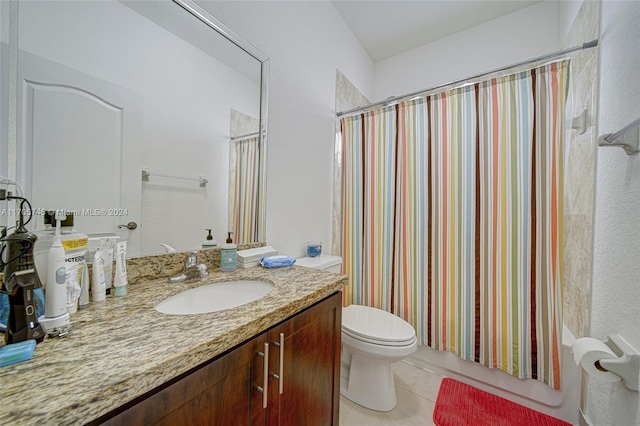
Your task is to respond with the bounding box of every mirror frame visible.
[174,0,270,244]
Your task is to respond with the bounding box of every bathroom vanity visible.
[0,262,347,425]
[99,293,341,425]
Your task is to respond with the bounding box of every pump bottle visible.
[220,232,237,272]
[202,229,217,249]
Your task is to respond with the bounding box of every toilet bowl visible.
[341,304,417,411]
[296,255,418,412]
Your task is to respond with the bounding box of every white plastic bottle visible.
[220,232,237,272]
[91,249,107,302]
[60,222,88,314]
[113,241,128,296]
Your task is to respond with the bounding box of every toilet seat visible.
[342,305,416,347]
[342,328,417,347]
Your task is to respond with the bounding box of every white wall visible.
[557,0,583,45]
[590,1,640,424]
[197,1,373,257]
[373,1,559,102]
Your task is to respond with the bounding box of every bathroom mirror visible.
[0,0,269,257]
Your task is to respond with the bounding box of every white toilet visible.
[296,255,418,412]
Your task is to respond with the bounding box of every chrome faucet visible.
[159,243,177,253]
[169,251,209,282]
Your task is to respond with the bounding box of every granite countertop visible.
[0,262,347,425]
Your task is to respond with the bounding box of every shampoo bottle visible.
[202,229,217,249]
[220,232,237,272]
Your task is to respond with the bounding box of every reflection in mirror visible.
[228,109,265,244]
[0,0,268,257]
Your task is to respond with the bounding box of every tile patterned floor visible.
[339,361,444,425]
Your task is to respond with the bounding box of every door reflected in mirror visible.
[0,0,268,257]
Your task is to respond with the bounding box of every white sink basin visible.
[155,280,274,315]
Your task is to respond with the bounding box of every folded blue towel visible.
[260,255,296,268]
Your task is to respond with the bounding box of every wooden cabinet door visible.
[266,292,342,426]
[100,332,267,426]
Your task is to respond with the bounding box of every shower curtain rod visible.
[231,131,260,141]
[337,39,598,118]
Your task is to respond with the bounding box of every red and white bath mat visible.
[433,378,571,426]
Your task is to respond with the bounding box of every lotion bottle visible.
[202,229,218,249]
[91,249,107,302]
[113,241,128,296]
[220,232,237,272]
[78,262,89,310]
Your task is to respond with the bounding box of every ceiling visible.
[333,0,542,61]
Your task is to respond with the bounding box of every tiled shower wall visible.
[561,1,599,340]
[335,69,370,114]
[332,70,369,255]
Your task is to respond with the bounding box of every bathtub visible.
[404,324,581,425]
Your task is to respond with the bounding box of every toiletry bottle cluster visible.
[0,192,130,343]
[33,212,88,317]
[31,212,128,335]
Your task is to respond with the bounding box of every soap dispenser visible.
[220,232,237,272]
[202,229,218,249]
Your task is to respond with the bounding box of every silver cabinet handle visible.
[255,342,269,408]
[271,332,285,394]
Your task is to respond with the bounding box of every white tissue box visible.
[237,246,278,268]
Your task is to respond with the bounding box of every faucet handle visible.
[186,251,198,267]
[197,264,209,279]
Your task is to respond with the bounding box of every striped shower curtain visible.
[229,135,265,244]
[340,61,569,389]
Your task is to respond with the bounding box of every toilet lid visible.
[342,305,416,345]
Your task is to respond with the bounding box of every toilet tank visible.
[296,255,343,273]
